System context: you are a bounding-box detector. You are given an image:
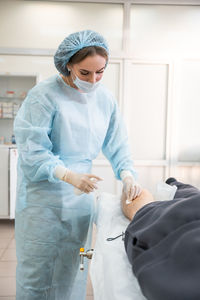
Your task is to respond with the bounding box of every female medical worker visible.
[14,30,141,300]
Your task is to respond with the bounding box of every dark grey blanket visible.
[124,178,200,300]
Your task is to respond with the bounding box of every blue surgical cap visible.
[54,30,109,76]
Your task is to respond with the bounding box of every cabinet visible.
[0,74,37,218]
[0,74,37,144]
[0,146,9,217]
[0,146,18,219]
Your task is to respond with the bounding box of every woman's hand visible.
[122,176,142,202]
[62,171,102,194]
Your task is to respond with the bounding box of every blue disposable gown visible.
[14,74,136,300]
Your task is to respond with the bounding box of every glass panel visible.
[177,61,200,162]
[130,5,200,59]
[96,61,121,160]
[0,55,55,81]
[0,1,123,52]
[175,167,200,189]
[125,63,168,160]
[0,74,36,143]
[102,62,120,101]
[136,166,166,196]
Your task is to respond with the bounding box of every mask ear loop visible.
[65,68,77,89]
[68,68,77,84]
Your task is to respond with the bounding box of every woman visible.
[14,30,141,300]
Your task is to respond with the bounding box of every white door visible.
[0,146,9,217]
[9,147,18,219]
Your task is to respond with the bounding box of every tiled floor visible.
[0,220,94,300]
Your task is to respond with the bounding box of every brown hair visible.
[68,46,108,66]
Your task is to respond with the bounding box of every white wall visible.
[130,5,200,59]
[0,1,123,53]
[0,1,200,195]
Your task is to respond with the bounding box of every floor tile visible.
[7,239,16,249]
[0,239,12,249]
[0,277,16,296]
[1,249,17,261]
[0,261,16,277]
[0,221,94,300]
[0,231,14,239]
[0,297,16,300]
[0,249,5,259]
[86,275,93,296]
[86,296,94,300]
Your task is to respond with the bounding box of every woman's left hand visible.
[122,176,142,202]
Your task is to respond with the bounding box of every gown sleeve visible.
[14,95,65,183]
[102,99,137,180]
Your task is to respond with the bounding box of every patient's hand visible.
[121,188,155,220]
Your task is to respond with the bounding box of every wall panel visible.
[175,166,200,188]
[101,61,121,101]
[0,55,54,81]
[136,166,166,195]
[130,5,200,59]
[95,61,122,160]
[0,1,123,53]
[177,61,200,162]
[124,62,168,160]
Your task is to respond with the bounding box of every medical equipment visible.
[0,136,4,144]
[79,247,94,271]
[6,90,15,98]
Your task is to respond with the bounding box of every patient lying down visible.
[121,178,200,300]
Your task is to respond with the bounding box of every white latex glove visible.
[120,170,142,204]
[74,177,98,195]
[54,165,102,194]
[63,171,102,194]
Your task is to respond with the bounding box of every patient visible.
[121,178,200,300]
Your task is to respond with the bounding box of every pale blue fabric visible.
[14,74,136,300]
[54,30,109,76]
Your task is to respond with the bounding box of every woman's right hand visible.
[62,171,102,194]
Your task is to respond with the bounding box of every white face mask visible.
[73,75,101,93]
[69,69,101,93]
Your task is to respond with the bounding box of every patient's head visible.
[121,189,155,221]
